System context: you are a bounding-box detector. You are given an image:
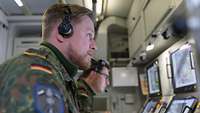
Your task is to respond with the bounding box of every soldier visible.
[0,3,96,113]
[77,59,110,113]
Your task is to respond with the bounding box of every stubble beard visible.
[68,44,91,70]
[72,53,91,70]
[79,57,91,70]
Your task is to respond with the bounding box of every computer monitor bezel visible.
[170,43,197,93]
[146,60,162,97]
[141,98,160,113]
[165,96,198,113]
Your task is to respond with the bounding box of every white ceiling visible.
[106,0,133,18]
[0,0,133,18]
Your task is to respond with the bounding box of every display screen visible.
[142,100,158,113]
[170,44,197,90]
[146,61,161,96]
[165,97,198,113]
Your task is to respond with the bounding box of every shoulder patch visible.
[33,82,64,113]
[31,64,53,75]
[24,51,46,60]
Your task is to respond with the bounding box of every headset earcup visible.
[58,22,73,38]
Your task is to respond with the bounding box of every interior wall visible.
[0,10,8,26]
[6,17,41,59]
[0,10,8,64]
[95,16,126,60]
[109,87,144,113]
[108,26,129,59]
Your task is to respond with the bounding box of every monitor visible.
[165,97,198,113]
[141,99,159,113]
[170,43,197,93]
[146,60,162,96]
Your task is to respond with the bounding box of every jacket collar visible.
[41,42,78,78]
[79,79,96,95]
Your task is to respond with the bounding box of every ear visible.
[54,23,65,42]
[56,34,64,42]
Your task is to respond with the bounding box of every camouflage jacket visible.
[0,42,79,113]
[77,79,96,113]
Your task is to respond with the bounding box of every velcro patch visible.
[33,83,64,113]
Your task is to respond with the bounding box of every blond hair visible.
[42,4,95,40]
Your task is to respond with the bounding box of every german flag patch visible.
[31,64,53,75]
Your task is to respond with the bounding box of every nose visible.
[90,40,97,51]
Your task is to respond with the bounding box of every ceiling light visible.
[14,0,24,7]
[146,43,154,51]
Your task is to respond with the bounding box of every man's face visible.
[67,15,96,70]
[94,67,110,93]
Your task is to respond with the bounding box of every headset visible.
[58,6,73,38]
